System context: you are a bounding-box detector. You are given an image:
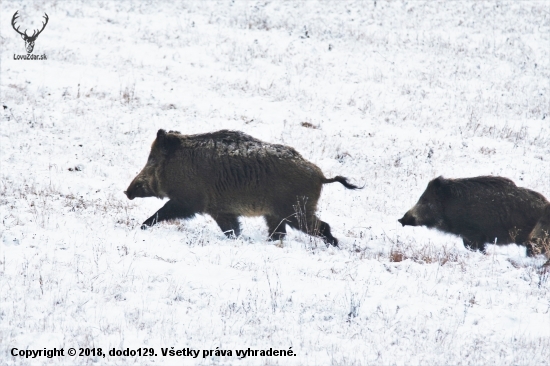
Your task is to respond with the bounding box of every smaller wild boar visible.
[528,204,550,256]
[125,129,361,246]
[398,176,549,256]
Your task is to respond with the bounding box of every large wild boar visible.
[528,204,550,256]
[124,129,360,246]
[398,176,549,256]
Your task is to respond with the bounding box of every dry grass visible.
[529,237,550,257]
[388,239,462,266]
[300,122,319,129]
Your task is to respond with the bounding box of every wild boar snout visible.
[398,211,416,226]
[125,178,148,200]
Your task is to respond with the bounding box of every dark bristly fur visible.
[124,129,361,246]
[398,176,549,256]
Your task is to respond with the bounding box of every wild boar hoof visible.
[326,238,339,247]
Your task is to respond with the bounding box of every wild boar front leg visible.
[212,213,241,238]
[462,237,486,254]
[141,199,197,229]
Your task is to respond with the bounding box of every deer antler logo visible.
[12,11,49,54]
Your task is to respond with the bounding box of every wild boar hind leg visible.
[141,199,197,229]
[265,215,288,241]
[287,214,339,247]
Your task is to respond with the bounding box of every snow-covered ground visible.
[1,1,549,364]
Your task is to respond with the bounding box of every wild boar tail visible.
[322,176,362,190]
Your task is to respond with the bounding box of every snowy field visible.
[1,0,550,364]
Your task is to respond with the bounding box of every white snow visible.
[1,1,549,364]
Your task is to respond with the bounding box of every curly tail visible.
[322,176,362,190]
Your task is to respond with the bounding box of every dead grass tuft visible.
[388,237,462,266]
[301,121,319,129]
[528,236,550,258]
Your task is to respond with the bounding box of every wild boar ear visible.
[434,176,456,197]
[429,176,446,194]
[157,132,180,155]
[432,176,445,187]
[153,129,166,149]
